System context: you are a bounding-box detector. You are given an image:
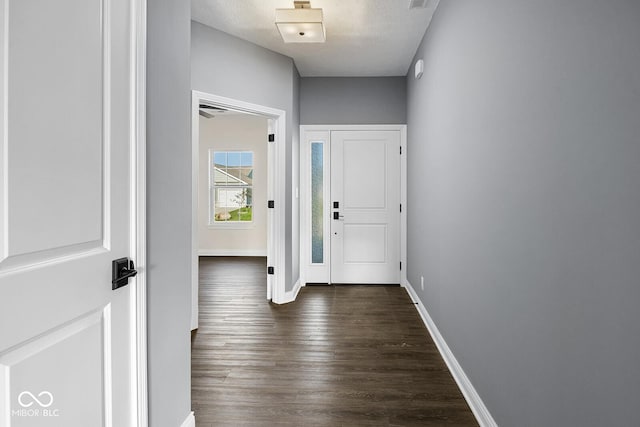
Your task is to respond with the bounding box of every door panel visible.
[343,224,387,263]
[1,310,106,426]
[0,0,137,425]
[343,141,387,209]
[5,0,104,260]
[331,131,400,284]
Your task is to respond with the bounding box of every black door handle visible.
[119,266,138,281]
[112,258,137,290]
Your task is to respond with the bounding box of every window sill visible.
[208,222,255,230]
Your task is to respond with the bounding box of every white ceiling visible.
[191,0,439,77]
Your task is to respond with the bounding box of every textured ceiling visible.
[191,0,439,77]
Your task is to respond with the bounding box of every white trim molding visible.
[132,0,147,424]
[279,278,302,304]
[404,281,498,427]
[198,249,267,257]
[180,411,195,427]
[399,126,407,287]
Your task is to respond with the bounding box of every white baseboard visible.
[180,411,195,427]
[404,281,498,427]
[198,249,267,257]
[279,278,302,304]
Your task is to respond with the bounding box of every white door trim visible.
[133,0,148,425]
[191,91,287,327]
[299,125,408,288]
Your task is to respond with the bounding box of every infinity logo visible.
[18,391,54,408]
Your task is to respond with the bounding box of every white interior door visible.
[330,131,401,284]
[0,0,139,425]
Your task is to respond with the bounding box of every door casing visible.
[133,0,148,424]
[299,125,408,289]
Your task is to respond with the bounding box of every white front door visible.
[0,0,140,425]
[330,131,401,284]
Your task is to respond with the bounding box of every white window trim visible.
[208,149,255,228]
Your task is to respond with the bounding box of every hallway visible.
[191,257,477,426]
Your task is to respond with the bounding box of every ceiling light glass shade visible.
[275,8,326,43]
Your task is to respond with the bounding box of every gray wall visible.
[300,77,406,124]
[198,114,268,254]
[191,21,300,292]
[147,0,192,426]
[407,1,640,426]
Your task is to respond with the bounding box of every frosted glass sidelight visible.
[311,142,324,264]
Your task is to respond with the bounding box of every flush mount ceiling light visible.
[276,1,326,43]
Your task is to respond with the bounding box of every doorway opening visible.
[191,91,287,329]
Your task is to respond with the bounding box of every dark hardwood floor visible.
[192,257,478,427]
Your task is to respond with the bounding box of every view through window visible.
[210,151,254,223]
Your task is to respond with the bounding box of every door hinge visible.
[268,200,275,208]
[268,134,275,142]
[400,262,402,271]
[400,204,402,213]
[268,266,275,275]
[400,146,402,155]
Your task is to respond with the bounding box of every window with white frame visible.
[210,151,254,223]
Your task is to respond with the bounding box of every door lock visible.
[112,257,137,290]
